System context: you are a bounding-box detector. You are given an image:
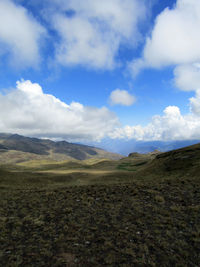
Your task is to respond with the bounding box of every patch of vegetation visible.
[132,160,148,166]
[117,162,137,171]
[0,167,200,266]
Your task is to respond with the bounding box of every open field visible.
[0,144,200,266]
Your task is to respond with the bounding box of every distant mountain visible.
[0,133,122,163]
[126,140,200,154]
[92,138,200,155]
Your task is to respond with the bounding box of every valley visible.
[0,139,200,266]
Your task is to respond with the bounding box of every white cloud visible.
[0,0,147,70]
[51,0,146,69]
[0,0,46,67]
[0,80,119,141]
[174,64,200,91]
[2,80,200,143]
[110,102,200,141]
[130,0,200,78]
[189,89,200,116]
[126,0,200,142]
[109,89,135,106]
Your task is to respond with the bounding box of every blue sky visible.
[0,0,200,146]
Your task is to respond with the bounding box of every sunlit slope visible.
[15,151,156,173]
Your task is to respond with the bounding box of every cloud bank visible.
[0,80,119,141]
[2,80,200,143]
[110,94,200,141]
[1,78,200,143]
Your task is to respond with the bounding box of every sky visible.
[0,0,200,147]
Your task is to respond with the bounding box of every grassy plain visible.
[0,146,200,266]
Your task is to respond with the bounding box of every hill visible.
[0,133,122,163]
[0,141,199,266]
[137,142,200,179]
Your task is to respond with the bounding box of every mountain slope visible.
[0,133,122,163]
[134,142,200,180]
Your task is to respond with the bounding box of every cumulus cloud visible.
[129,0,200,84]
[130,0,200,70]
[110,101,200,141]
[0,0,147,70]
[0,0,46,67]
[174,64,200,91]
[125,0,200,141]
[2,80,200,143]
[0,80,119,141]
[109,89,135,106]
[51,0,146,69]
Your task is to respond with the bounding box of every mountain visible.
[0,133,122,163]
[93,138,200,155]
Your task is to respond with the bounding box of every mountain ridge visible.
[0,133,122,162]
